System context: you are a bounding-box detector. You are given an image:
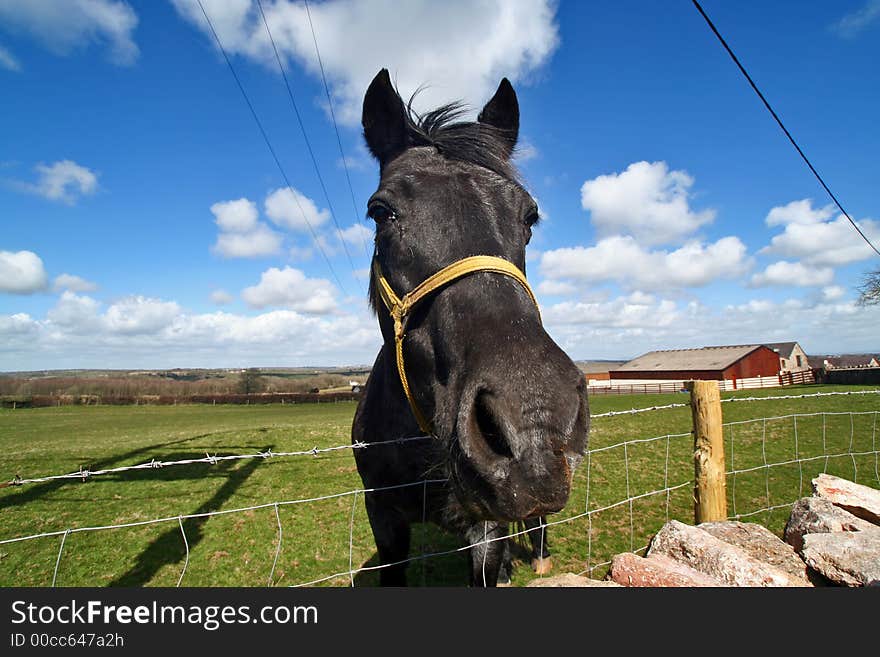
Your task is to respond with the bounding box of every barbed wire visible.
[723,410,878,426]
[583,388,880,419]
[720,389,880,404]
[3,406,693,489]
[1,429,694,551]
[1,435,430,489]
[6,388,877,490]
[591,403,690,418]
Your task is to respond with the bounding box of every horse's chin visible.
[448,467,572,523]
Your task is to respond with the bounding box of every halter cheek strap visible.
[372,255,540,435]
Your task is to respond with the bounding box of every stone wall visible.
[530,473,880,587]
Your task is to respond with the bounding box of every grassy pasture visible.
[0,385,878,587]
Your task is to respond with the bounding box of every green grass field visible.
[1,385,878,587]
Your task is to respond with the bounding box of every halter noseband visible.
[372,255,540,435]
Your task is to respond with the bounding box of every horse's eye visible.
[367,202,395,223]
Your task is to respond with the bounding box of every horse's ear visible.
[478,78,519,156]
[362,69,408,165]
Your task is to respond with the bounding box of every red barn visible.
[610,345,781,381]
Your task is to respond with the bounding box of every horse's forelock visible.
[402,94,521,185]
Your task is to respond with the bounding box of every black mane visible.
[401,95,522,185]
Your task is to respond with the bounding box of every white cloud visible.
[209,196,283,258]
[544,292,679,329]
[749,261,834,288]
[0,0,139,65]
[210,198,258,233]
[0,250,48,294]
[264,187,330,232]
[536,279,576,297]
[0,43,20,70]
[580,161,715,245]
[821,285,846,302]
[172,0,560,124]
[104,296,181,335]
[170,308,377,355]
[0,312,38,336]
[289,244,314,262]
[338,222,372,247]
[0,294,381,370]
[17,160,98,204]
[337,155,369,171]
[241,266,337,314]
[212,222,282,258]
[535,289,880,363]
[46,291,103,332]
[762,199,880,266]
[539,235,749,292]
[513,140,539,163]
[314,234,338,257]
[2,286,880,371]
[765,199,835,226]
[53,273,98,292]
[832,0,880,38]
[210,289,234,305]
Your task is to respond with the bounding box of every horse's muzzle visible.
[450,382,587,521]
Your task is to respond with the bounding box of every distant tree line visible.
[0,371,361,399]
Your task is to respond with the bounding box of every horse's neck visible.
[356,343,422,442]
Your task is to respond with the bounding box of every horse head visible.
[362,69,589,522]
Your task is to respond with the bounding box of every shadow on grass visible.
[351,522,545,587]
[107,446,272,586]
[0,434,225,512]
[352,523,472,587]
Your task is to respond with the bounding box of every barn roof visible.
[704,341,800,356]
[616,345,767,373]
[764,342,799,356]
[576,360,626,374]
[809,354,880,369]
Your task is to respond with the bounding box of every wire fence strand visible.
[2,436,430,488]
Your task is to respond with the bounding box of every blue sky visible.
[1,0,879,371]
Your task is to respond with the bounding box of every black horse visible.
[352,69,589,586]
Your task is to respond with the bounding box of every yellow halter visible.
[372,255,540,435]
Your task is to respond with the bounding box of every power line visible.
[195,0,348,294]
[691,0,880,259]
[303,0,370,255]
[254,0,362,274]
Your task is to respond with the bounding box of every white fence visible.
[588,370,815,395]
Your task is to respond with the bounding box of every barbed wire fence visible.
[1,389,878,586]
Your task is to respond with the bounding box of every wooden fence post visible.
[686,380,727,524]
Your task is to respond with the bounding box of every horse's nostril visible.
[472,391,513,459]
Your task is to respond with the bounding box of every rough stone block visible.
[801,531,880,587]
[812,473,880,525]
[699,520,811,584]
[784,496,880,553]
[526,573,621,587]
[647,520,811,587]
[608,552,724,587]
